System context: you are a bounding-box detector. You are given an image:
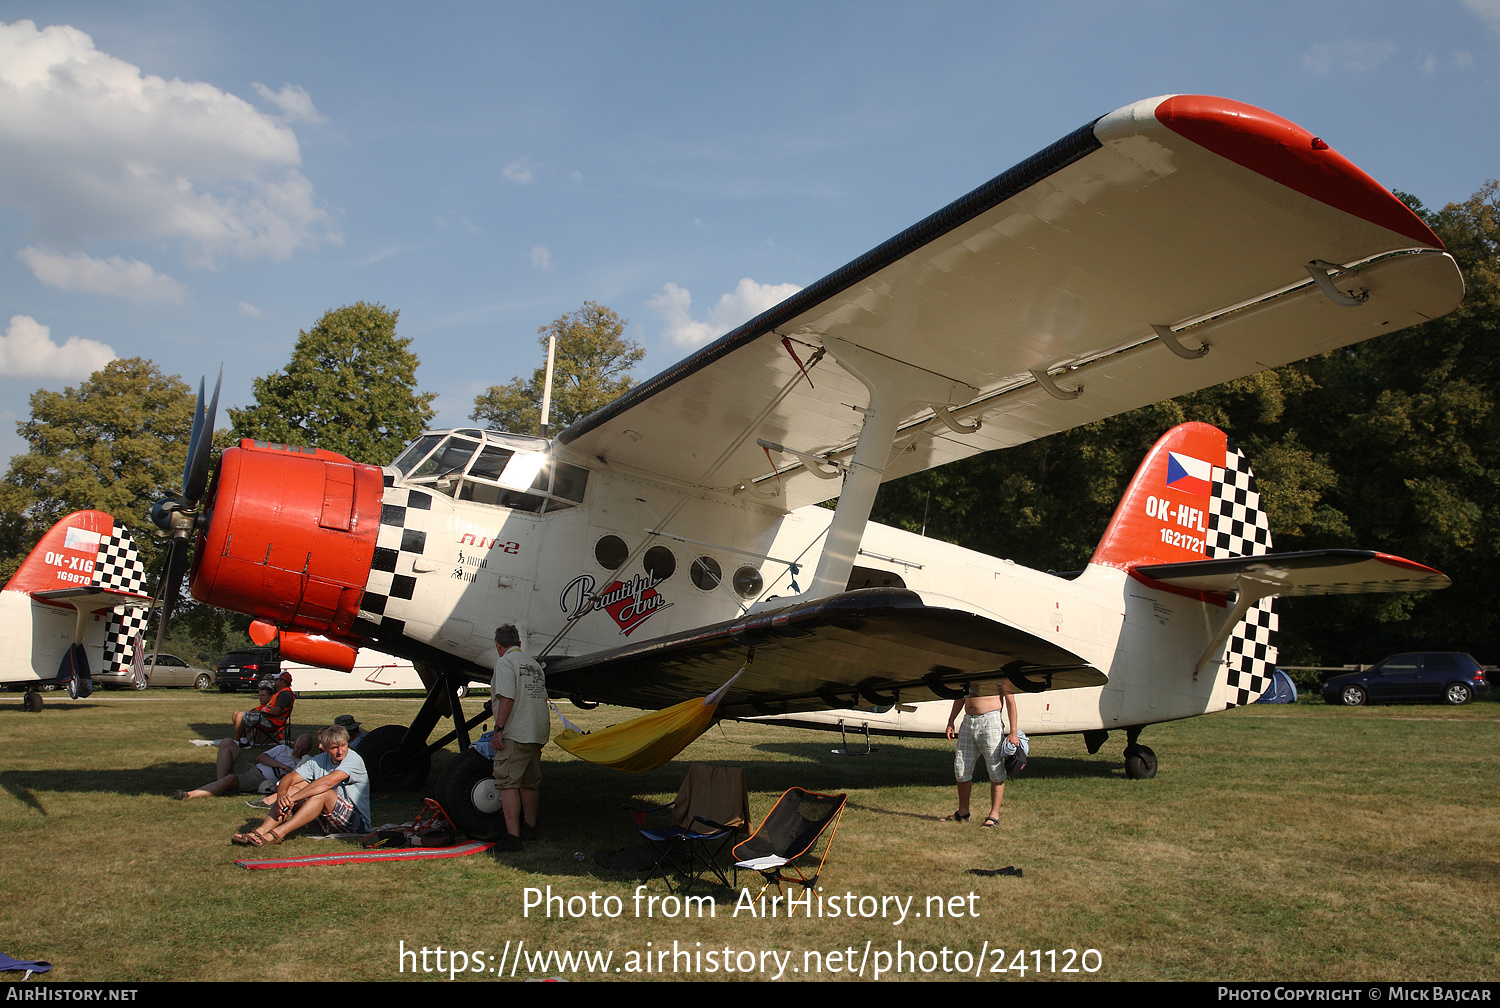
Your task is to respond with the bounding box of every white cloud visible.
[502,159,537,184]
[0,19,339,269]
[1417,50,1474,73]
[0,314,114,379]
[1302,40,1396,74]
[251,82,326,123]
[19,247,188,302]
[238,301,261,318]
[651,278,803,350]
[529,245,552,270]
[1461,0,1500,35]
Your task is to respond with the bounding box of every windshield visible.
[391,429,589,513]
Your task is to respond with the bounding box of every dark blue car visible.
[1321,652,1490,706]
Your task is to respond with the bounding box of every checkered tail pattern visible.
[94,523,149,676]
[1207,440,1278,707]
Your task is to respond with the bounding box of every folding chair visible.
[624,764,748,894]
[732,787,847,897]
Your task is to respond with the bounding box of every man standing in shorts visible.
[490,624,548,851]
[944,683,1019,829]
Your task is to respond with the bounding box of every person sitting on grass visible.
[176,734,313,801]
[232,724,370,846]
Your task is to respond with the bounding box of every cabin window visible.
[732,566,763,599]
[690,556,722,590]
[395,431,590,513]
[644,546,676,581]
[595,535,628,570]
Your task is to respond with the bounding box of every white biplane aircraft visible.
[147,95,1461,835]
[1,511,152,710]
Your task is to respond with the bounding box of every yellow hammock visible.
[553,670,742,773]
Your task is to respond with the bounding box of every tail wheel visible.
[24,691,43,712]
[1124,744,1157,780]
[435,748,508,839]
[356,724,433,792]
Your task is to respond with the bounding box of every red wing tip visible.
[1143,95,1443,250]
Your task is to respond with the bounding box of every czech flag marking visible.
[1165,452,1212,497]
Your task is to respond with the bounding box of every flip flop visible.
[943,811,971,822]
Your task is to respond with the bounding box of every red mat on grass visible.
[235,840,494,870]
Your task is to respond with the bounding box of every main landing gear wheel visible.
[1340,685,1368,707]
[1124,744,1157,780]
[357,724,433,792]
[435,748,508,840]
[24,691,43,712]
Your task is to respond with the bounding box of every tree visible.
[0,358,195,583]
[230,302,435,465]
[471,302,645,435]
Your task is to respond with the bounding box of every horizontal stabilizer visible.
[1133,549,1448,596]
[545,588,1104,716]
[33,586,154,612]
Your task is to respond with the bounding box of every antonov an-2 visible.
[131,94,1462,835]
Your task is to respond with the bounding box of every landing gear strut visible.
[1122,726,1157,780]
[353,668,483,791]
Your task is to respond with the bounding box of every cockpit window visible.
[391,434,444,475]
[394,430,589,513]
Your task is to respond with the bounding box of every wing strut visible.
[769,338,974,604]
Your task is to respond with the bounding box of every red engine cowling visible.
[190,440,384,637]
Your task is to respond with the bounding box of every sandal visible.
[982,816,999,828]
[943,811,971,822]
[231,832,259,846]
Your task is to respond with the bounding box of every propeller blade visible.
[182,368,222,503]
[158,535,192,635]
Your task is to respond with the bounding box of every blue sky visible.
[2,1,1497,467]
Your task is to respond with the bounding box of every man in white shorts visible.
[944,682,1019,829]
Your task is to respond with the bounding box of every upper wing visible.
[559,95,1463,509]
[1133,549,1450,596]
[544,588,1105,716]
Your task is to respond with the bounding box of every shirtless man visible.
[944,682,1019,828]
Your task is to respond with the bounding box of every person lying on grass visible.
[232,724,370,846]
[177,733,313,801]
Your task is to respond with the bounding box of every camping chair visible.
[732,787,847,897]
[624,764,749,894]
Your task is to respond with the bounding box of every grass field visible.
[1,689,1496,982]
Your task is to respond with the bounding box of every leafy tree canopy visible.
[0,358,194,583]
[471,302,645,435]
[230,302,435,465]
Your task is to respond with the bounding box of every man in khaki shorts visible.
[944,681,1019,829]
[490,624,548,851]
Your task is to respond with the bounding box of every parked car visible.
[97,653,216,690]
[215,647,282,692]
[1321,652,1490,706]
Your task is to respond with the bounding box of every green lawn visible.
[0,690,1495,981]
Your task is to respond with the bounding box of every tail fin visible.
[1090,421,1272,568]
[1090,422,1277,706]
[3,510,150,679]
